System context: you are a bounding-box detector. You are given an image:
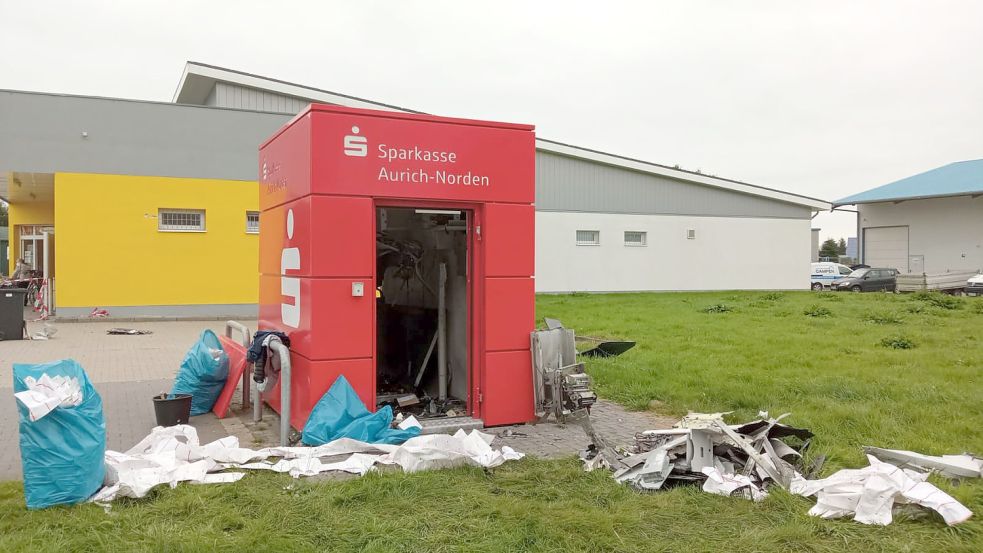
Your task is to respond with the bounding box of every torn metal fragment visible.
[863,447,983,479]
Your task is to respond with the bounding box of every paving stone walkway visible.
[0,318,675,480]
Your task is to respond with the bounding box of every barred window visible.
[576,230,600,246]
[158,209,205,232]
[624,231,647,246]
[246,211,260,234]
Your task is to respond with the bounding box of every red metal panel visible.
[263,354,374,431]
[259,275,373,361]
[212,335,249,419]
[481,350,535,426]
[259,113,311,211]
[309,109,535,205]
[262,361,309,431]
[484,203,535,277]
[484,277,535,352]
[259,195,375,278]
[303,356,375,418]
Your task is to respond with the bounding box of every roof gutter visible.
[833,190,983,207]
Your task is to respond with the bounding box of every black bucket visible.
[153,394,193,426]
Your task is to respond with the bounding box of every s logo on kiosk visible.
[281,209,300,328]
[343,126,368,157]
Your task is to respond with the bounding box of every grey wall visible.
[0,90,291,181]
[206,82,309,114]
[3,89,813,220]
[536,151,811,219]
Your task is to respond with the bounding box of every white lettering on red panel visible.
[342,122,491,187]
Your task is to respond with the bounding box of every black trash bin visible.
[153,394,193,426]
[0,288,27,341]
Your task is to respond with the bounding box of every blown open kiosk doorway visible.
[258,104,536,431]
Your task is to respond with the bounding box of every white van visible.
[810,262,854,291]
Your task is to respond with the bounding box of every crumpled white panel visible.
[701,467,769,501]
[790,455,972,526]
[90,425,524,503]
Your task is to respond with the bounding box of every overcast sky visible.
[2,1,981,240]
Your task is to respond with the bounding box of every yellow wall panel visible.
[7,200,55,274]
[54,173,258,307]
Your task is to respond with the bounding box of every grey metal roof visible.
[173,62,831,210]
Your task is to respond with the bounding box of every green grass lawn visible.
[2,291,982,552]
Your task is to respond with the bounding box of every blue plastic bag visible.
[171,329,229,415]
[302,375,421,446]
[13,359,106,509]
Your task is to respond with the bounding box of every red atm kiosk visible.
[258,104,536,431]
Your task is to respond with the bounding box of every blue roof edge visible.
[833,159,983,206]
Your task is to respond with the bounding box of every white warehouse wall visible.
[859,195,983,273]
[535,211,811,292]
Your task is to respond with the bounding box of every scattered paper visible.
[397,415,422,430]
[790,454,972,526]
[379,430,524,473]
[14,374,83,421]
[90,425,524,502]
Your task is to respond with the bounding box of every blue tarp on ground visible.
[302,375,421,446]
[14,359,106,509]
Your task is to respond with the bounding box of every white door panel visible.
[864,226,908,272]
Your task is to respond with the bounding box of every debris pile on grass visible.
[584,412,814,501]
[583,411,979,526]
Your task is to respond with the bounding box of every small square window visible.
[624,231,647,246]
[686,229,696,240]
[158,209,205,232]
[576,230,600,246]
[246,211,260,234]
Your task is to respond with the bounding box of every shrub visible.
[905,304,926,314]
[911,291,962,310]
[864,311,905,325]
[702,304,733,314]
[804,305,832,318]
[972,302,983,315]
[880,335,916,349]
[760,292,785,302]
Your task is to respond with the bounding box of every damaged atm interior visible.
[375,206,471,423]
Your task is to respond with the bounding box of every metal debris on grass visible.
[584,411,978,526]
[543,317,636,358]
[790,453,976,526]
[862,446,983,479]
[585,411,813,500]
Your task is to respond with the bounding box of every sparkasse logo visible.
[343,125,367,157]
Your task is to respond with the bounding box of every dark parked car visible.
[833,268,898,292]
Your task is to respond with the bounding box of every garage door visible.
[864,226,908,272]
